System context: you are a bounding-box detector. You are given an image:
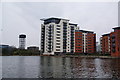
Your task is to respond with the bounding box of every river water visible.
[2,56,120,78]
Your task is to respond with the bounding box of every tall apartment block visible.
[19,34,26,49]
[110,27,120,57]
[100,34,111,54]
[100,27,120,57]
[40,17,79,55]
[75,30,96,54]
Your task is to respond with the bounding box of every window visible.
[57,31,60,33]
[56,40,60,42]
[56,37,60,39]
[56,28,60,30]
[57,25,60,27]
[56,34,60,36]
[56,43,60,45]
[56,49,60,51]
[56,46,60,48]
[63,22,67,26]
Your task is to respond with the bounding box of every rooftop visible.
[102,33,110,36]
[40,17,69,21]
[19,34,26,38]
[69,23,78,26]
[113,27,120,30]
[75,30,94,33]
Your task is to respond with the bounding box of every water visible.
[2,56,120,78]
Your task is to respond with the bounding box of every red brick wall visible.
[101,35,110,54]
[75,32,96,54]
[86,33,96,53]
[110,29,120,57]
[75,32,83,53]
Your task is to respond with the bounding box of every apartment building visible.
[75,30,96,54]
[100,34,111,54]
[40,17,79,55]
[100,27,120,57]
[110,27,120,57]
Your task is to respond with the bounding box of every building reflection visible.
[40,57,120,78]
[111,59,120,78]
[40,56,73,78]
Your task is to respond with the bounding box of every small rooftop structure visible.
[19,34,26,38]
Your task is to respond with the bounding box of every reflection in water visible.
[2,56,120,78]
[111,59,120,78]
[18,57,25,78]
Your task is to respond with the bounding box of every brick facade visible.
[100,34,110,54]
[75,30,96,54]
[101,27,120,57]
[110,27,120,57]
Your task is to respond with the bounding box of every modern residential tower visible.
[19,34,26,49]
[40,17,79,55]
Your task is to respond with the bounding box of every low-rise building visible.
[27,46,39,51]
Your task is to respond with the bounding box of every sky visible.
[1,1,118,49]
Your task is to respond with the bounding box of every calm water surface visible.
[2,56,120,78]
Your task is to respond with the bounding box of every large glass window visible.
[56,43,60,45]
[56,31,60,33]
[56,28,60,30]
[56,49,60,51]
[56,46,60,48]
[56,37,60,39]
[56,34,60,36]
[56,40,60,42]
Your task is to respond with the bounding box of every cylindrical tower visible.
[19,34,26,49]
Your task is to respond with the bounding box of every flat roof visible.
[113,27,120,30]
[102,33,110,36]
[75,30,94,33]
[40,17,69,21]
[69,23,78,26]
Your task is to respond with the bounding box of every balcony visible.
[63,22,67,26]
[112,49,116,53]
[48,35,52,37]
[63,36,67,38]
[112,39,115,43]
[48,32,52,34]
[112,35,115,39]
[112,43,115,48]
[48,38,52,40]
[63,33,67,35]
[63,30,67,32]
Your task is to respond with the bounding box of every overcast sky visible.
[1,2,118,48]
